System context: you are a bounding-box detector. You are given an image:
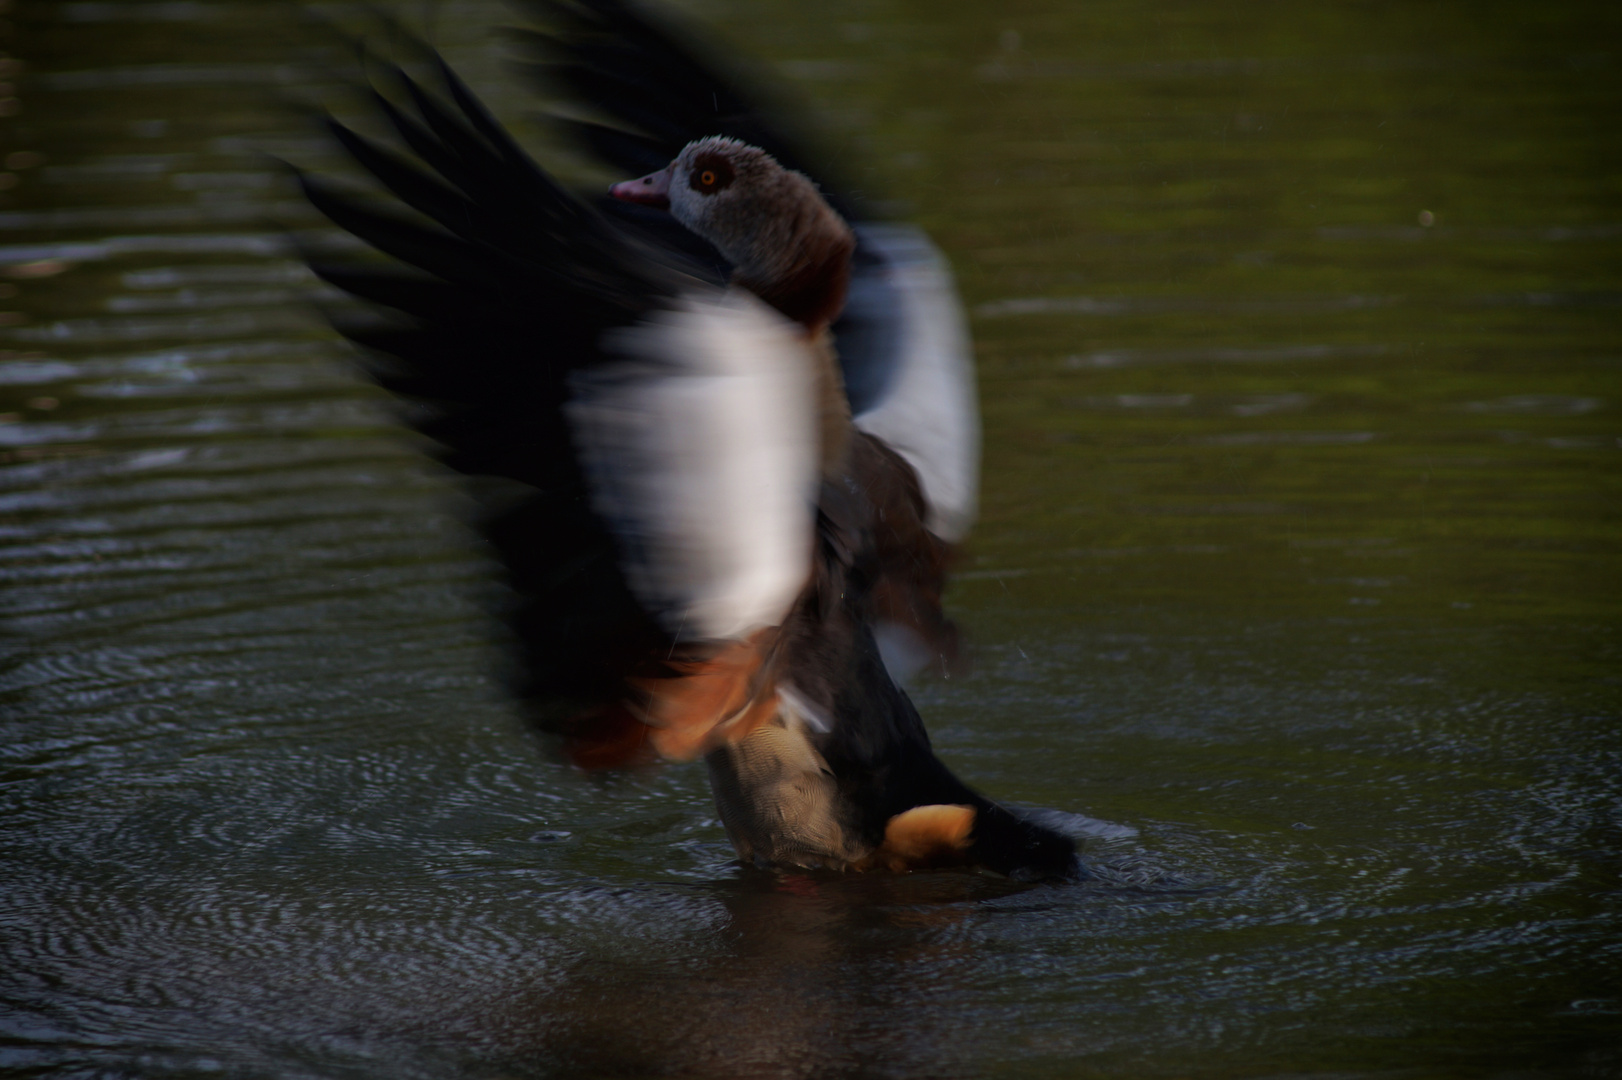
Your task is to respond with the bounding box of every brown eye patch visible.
[687,152,736,196]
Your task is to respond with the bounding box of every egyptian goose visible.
[298,1,1077,879]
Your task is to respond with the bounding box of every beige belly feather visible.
[705,699,977,872]
[705,706,867,870]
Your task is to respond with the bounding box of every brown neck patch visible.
[737,226,855,333]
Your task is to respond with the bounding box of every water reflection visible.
[482,872,1034,1079]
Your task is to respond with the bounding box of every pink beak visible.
[608,165,673,210]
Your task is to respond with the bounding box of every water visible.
[2,0,1619,1076]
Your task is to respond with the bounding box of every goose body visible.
[301,0,1077,879]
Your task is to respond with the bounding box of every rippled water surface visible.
[3,1,1619,1077]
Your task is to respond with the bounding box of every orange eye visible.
[700,170,717,187]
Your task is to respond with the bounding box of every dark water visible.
[2,0,1619,1077]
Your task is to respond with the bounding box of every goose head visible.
[610,137,856,331]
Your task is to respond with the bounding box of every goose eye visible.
[687,156,734,195]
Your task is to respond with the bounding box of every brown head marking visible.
[687,152,737,196]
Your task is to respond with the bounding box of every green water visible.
[1,0,1618,1077]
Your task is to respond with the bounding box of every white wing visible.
[566,288,820,643]
[846,224,980,543]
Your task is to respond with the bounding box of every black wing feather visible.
[303,51,694,707]
[550,114,671,175]
[298,174,515,289]
[311,264,498,325]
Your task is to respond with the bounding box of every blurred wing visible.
[567,290,818,643]
[300,52,816,721]
[844,225,979,543]
[520,0,981,540]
